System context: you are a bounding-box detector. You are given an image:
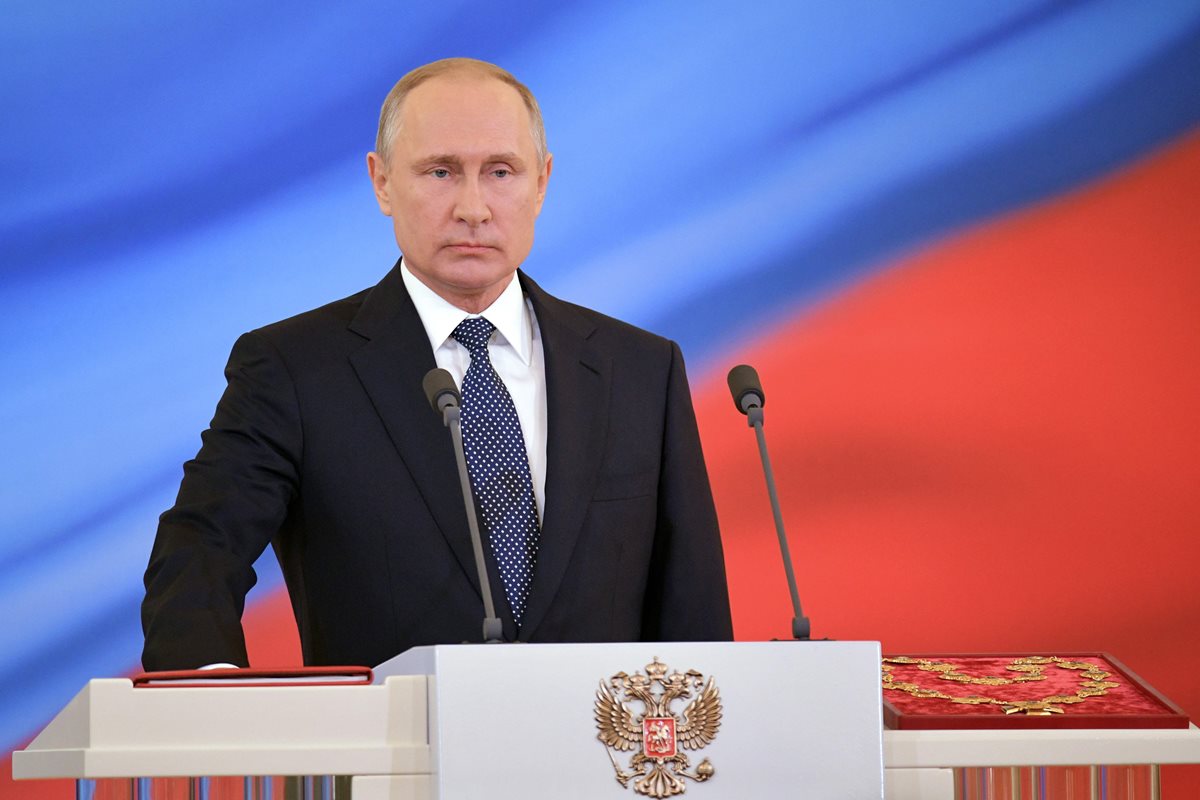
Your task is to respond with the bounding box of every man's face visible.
[368,75,552,312]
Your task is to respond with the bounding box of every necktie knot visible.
[452,317,496,356]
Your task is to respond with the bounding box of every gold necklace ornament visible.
[882,656,1121,716]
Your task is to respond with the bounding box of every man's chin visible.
[430,262,516,301]
[434,249,514,276]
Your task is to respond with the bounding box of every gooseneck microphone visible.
[423,368,504,644]
[727,364,812,640]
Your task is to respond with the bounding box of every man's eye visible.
[431,168,451,179]
[492,169,510,178]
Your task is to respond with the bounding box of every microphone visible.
[727,363,765,416]
[422,368,460,415]
[727,364,812,641]
[423,368,504,643]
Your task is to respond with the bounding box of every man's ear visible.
[535,153,553,215]
[366,151,393,216]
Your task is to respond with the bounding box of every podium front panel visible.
[376,640,884,799]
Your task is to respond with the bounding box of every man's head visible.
[367,58,552,313]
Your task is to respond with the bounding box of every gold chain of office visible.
[881,656,1121,716]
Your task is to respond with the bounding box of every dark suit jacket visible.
[141,264,732,670]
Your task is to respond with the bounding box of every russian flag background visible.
[3,2,1199,795]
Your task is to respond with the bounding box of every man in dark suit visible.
[141,58,732,671]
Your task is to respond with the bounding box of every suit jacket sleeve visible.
[640,341,734,641]
[141,331,302,670]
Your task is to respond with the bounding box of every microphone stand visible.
[728,364,813,641]
[429,378,504,644]
[742,402,811,640]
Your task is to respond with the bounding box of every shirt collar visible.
[399,258,533,365]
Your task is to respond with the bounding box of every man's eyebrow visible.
[411,154,463,170]
[410,152,528,169]
[486,151,526,166]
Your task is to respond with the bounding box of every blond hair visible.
[375,57,547,165]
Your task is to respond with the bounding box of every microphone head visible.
[422,368,461,413]
[727,364,765,414]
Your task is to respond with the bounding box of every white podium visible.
[14,641,886,799]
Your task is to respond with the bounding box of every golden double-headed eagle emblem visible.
[594,657,722,797]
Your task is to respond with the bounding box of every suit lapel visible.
[517,272,610,640]
[346,265,484,601]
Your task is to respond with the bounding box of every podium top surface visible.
[374,638,882,680]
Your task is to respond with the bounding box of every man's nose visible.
[453,176,491,226]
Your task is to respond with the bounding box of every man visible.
[141,58,732,671]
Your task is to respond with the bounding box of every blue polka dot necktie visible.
[451,317,540,627]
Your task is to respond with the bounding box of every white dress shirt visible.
[400,260,548,523]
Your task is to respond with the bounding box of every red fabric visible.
[883,655,1182,723]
